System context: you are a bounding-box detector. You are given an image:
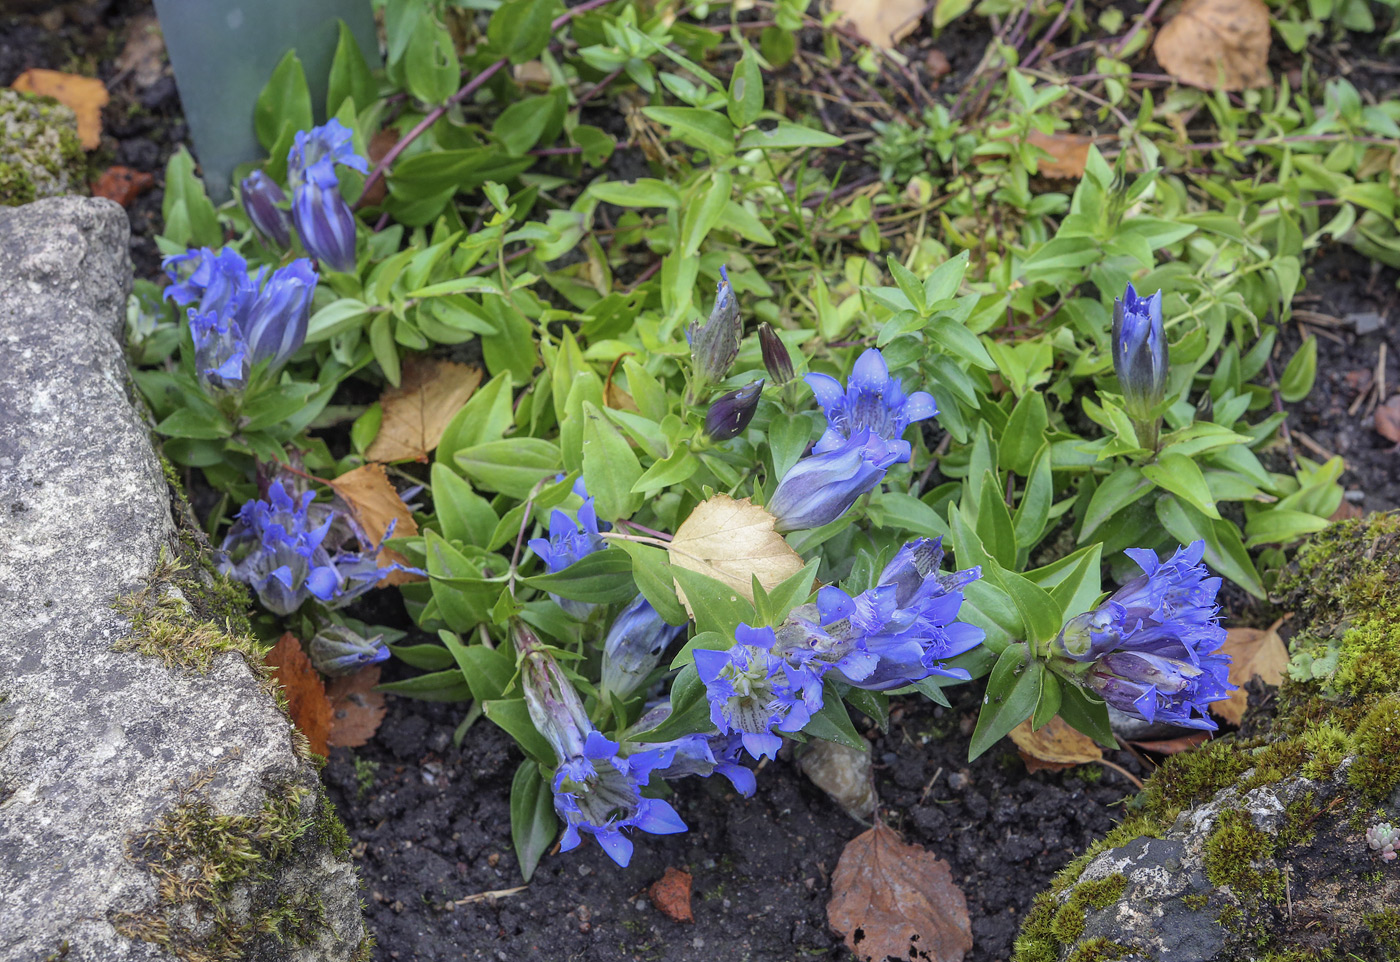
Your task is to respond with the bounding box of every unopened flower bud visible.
[308,624,390,676]
[704,379,764,441]
[1112,283,1167,422]
[759,323,795,385]
[516,621,592,761]
[241,171,292,248]
[686,265,741,392]
[601,594,685,701]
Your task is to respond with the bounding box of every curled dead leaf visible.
[266,633,332,757]
[1025,130,1094,179]
[365,357,483,463]
[325,665,388,748]
[1129,732,1211,755]
[328,463,425,586]
[1009,716,1104,773]
[1375,395,1400,445]
[831,0,926,49]
[668,494,804,617]
[649,867,694,923]
[1211,622,1290,725]
[827,822,972,962]
[1153,0,1271,91]
[11,68,110,149]
[91,165,154,207]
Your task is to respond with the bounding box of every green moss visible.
[1182,892,1210,910]
[1202,809,1281,900]
[1049,874,1128,944]
[315,794,352,861]
[1334,619,1400,703]
[1364,909,1400,955]
[0,161,35,205]
[0,89,85,204]
[1298,722,1351,781]
[1276,793,1320,849]
[1347,695,1400,801]
[1138,739,1254,820]
[1065,936,1132,962]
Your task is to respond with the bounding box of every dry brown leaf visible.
[1025,130,1094,179]
[1375,395,1400,444]
[831,0,926,48]
[91,165,154,207]
[649,867,694,923]
[114,13,166,88]
[1153,0,1271,91]
[365,357,483,462]
[604,380,639,413]
[1129,732,1211,755]
[325,665,388,748]
[1329,500,1365,522]
[827,822,973,962]
[11,69,109,149]
[266,633,332,757]
[668,494,804,617]
[1009,716,1104,773]
[328,463,425,586]
[925,49,953,80]
[1211,623,1290,725]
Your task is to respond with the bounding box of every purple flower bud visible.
[766,430,902,533]
[241,171,293,247]
[308,624,390,676]
[705,379,764,441]
[601,594,685,700]
[1112,283,1167,422]
[686,265,741,390]
[759,323,795,385]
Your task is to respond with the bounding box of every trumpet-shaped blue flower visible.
[774,538,985,690]
[693,626,826,761]
[287,120,368,273]
[1050,541,1232,730]
[308,624,390,676]
[602,594,685,701]
[1112,283,1167,422]
[767,430,903,533]
[241,170,293,248]
[647,729,756,797]
[528,482,607,620]
[216,481,420,615]
[806,347,937,462]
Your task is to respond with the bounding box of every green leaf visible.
[976,471,1017,569]
[581,401,644,520]
[642,106,736,157]
[612,539,688,626]
[633,665,712,742]
[523,549,636,604]
[388,643,457,671]
[752,559,819,627]
[1013,444,1053,550]
[924,250,970,304]
[255,50,312,151]
[989,565,1062,645]
[1142,453,1221,520]
[1000,392,1048,476]
[968,644,1041,760]
[306,299,372,342]
[439,372,516,463]
[327,20,377,114]
[455,438,562,498]
[726,44,763,128]
[671,566,756,636]
[934,0,975,28]
[867,491,952,542]
[161,147,220,248]
[1243,508,1330,548]
[430,464,498,547]
[510,760,558,882]
[377,669,472,702]
[1278,336,1317,403]
[487,0,563,64]
[155,407,229,440]
[1031,672,1062,730]
[927,317,996,369]
[439,632,517,703]
[632,447,699,495]
[1041,544,1103,625]
[803,679,865,750]
[1056,684,1118,748]
[736,121,844,150]
[483,698,555,764]
[588,179,681,209]
[887,256,928,316]
[1079,466,1153,543]
[681,172,734,257]
[1155,496,1265,599]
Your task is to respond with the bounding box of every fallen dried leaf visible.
[1129,732,1211,755]
[266,633,332,757]
[1025,130,1094,179]
[828,822,972,962]
[604,380,639,413]
[831,0,926,48]
[360,127,401,207]
[925,49,953,80]
[1211,622,1290,725]
[1009,716,1103,772]
[91,165,154,207]
[365,357,483,462]
[1329,500,1365,522]
[328,463,425,586]
[649,867,694,923]
[11,68,109,149]
[1375,395,1400,444]
[114,13,166,89]
[1153,0,1271,91]
[668,494,805,617]
[325,665,388,748]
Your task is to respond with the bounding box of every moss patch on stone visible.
[0,89,86,205]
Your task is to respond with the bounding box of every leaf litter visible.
[365,357,482,462]
[328,463,425,586]
[1211,619,1290,725]
[667,493,804,616]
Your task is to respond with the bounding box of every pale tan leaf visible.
[667,494,804,618]
[11,68,109,149]
[827,822,972,962]
[1375,395,1400,444]
[328,463,425,586]
[1211,623,1290,724]
[365,357,483,462]
[326,665,387,748]
[1025,130,1094,179]
[1009,716,1103,772]
[1153,0,1271,91]
[265,633,332,757]
[831,0,925,48]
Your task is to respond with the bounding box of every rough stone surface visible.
[0,198,363,961]
[0,89,86,206]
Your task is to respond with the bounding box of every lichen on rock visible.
[1014,513,1400,962]
[0,88,86,205]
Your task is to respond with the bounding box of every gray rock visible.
[0,198,366,961]
[0,89,87,206]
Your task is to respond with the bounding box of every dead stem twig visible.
[1095,757,1145,790]
[454,885,528,906]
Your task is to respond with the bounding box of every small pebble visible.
[578,864,592,876]
[692,937,706,949]
[634,899,649,911]
[948,772,969,791]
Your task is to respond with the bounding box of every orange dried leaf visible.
[1153,0,1271,91]
[91,165,154,207]
[1009,716,1104,772]
[1025,130,1094,179]
[649,867,694,923]
[827,823,973,962]
[1211,623,1290,725]
[328,463,425,586]
[1375,395,1400,444]
[11,69,109,149]
[265,633,332,757]
[1130,732,1211,755]
[831,0,926,48]
[326,665,388,748]
[365,357,483,463]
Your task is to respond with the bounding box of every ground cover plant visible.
[98,0,1400,955]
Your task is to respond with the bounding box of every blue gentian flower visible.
[647,730,757,797]
[308,624,391,676]
[806,347,937,462]
[528,483,607,620]
[286,120,369,273]
[243,258,317,367]
[601,594,686,701]
[188,307,251,392]
[216,481,421,615]
[1049,541,1232,730]
[1112,283,1167,423]
[774,538,985,690]
[241,170,293,248]
[693,626,826,760]
[766,430,903,533]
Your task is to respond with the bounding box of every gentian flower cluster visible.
[1112,283,1167,447]
[518,625,686,867]
[1048,541,1232,730]
[636,714,756,797]
[163,248,317,393]
[768,348,937,532]
[528,479,607,620]
[216,481,421,615]
[286,120,369,273]
[693,629,826,761]
[601,594,686,701]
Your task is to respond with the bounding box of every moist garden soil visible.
[4,2,1398,961]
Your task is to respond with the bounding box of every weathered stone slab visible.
[0,197,366,961]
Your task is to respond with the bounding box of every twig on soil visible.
[454,885,528,906]
[919,766,944,804]
[1292,430,1342,466]
[1094,757,1144,790]
[1022,0,1081,70]
[1373,343,1389,417]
